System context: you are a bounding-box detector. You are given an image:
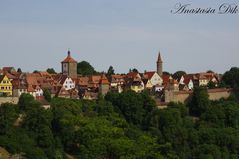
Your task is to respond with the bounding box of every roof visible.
[144,71,156,79]
[157,52,162,62]
[183,75,194,85]
[61,50,77,63]
[0,75,5,82]
[2,67,16,73]
[5,72,17,79]
[78,76,89,86]
[100,74,110,84]
[126,72,141,79]
[90,75,101,84]
[110,74,125,83]
[162,75,172,84]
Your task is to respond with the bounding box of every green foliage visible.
[18,93,41,112]
[77,61,96,75]
[106,65,115,76]
[207,81,216,89]
[46,68,56,74]
[105,91,156,127]
[163,71,171,76]
[222,67,239,88]
[1,89,239,159]
[0,103,18,135]
[43,89,52,102]
[188,87,210,117]
[17,68,22,73]
[33,70,39,73]
[172,71,186,80]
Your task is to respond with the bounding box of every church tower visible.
[157,51,163,76]
[61,50,78,78]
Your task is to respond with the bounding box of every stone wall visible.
[165,88,234,103]
[0,97,19,105]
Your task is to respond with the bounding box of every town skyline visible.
[1,1,238,74]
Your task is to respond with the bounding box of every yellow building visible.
[0,75,13,96]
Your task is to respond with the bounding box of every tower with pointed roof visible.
[157,51,163,76]
[61,50,78,78]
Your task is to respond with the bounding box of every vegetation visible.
[77,61,96,75]
[46,68,57,74]
[222,67,239,88]
[172,71,186,80]
[1,88,239,158]
[43,89,52,102]
[106,66,115,76]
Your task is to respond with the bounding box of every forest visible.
[1,67,239,159]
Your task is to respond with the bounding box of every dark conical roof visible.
[61,50,77,63]
[157,51,162,62]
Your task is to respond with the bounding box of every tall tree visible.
[17,68,22,73]
[46,68,56,74]
[107,66,115,76]
[222,67,239,88]
[172,71,186,80]
[43,89,51,102]
[188,86,210,117]
[77,61,96,75]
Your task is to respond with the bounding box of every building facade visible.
[61,50,78,79]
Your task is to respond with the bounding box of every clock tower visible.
[61,50,78,78]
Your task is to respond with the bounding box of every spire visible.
[67,49,71,56]
[157,51,162,62]
[156,51,163,76]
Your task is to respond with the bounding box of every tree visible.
[107,66,115,76]
[43,89,51,102]
[132,68,138,73]
[172,71,186,80]
[33,70,39,73]
[0,103,18,135]
[18,93,41,111]
[46,68,56,74]
[207,70,214,73]
[207,81,216,89]
[17,68,22,73]
[77,61,96,75]
[222,67,239,88]
[163,71,171,76]
[188,87,210,117]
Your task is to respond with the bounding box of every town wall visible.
[165,88,234,104]
[0,97,19,105]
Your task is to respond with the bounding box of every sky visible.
[0,0,239,74]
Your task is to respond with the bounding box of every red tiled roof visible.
[127,72,139,79]
[78,77,89,86]
[5,72,17,79]
[162,75,172,84]
[100,74,110,84]
[61,51,77,63]
[183,75,194,85]
[111,74,125,79]
[144,71,155,79]
[90,75,101,84]
[2,67,15,73]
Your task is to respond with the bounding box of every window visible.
[65,85,67,88]
[1,87,4,90]
[3,80,6,84]
[9,87,11,89]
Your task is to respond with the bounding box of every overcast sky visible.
[0,0,238,74]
